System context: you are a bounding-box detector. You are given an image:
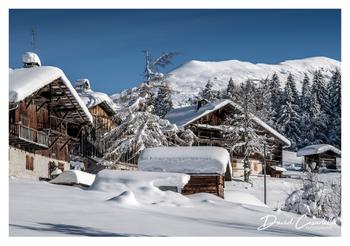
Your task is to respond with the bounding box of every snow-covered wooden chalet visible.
[74,79,117,157]
[9,52,93,179]
[297,144,341,171]
[165,99,291,177]
[138,146,232,198]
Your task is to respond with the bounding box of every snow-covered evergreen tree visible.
[143,50,179,84]
[300,73,312,111]
[101,111,176,165]
[286,73,300,106]
[225,77,236,99]
[254,78,274,126]
[299,73,313,146]
[154,82,173,118]
[310,71,329,143]
[200,79,217,101]
[277,77,301,150]
[312,70,329,113]
[268,73,283,125]
[309,93,328,144]
[327,69,341,147]
[284,171,341,224]
[224,80,265,183]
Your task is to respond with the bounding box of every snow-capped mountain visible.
[167,56,340,107]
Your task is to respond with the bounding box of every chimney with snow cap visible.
[22,52,41,68]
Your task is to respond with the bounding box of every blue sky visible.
[9,9,341,94]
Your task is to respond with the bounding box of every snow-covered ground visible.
[9,170,340,236]
[226,172,341,210]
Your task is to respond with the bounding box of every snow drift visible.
[90,170,191,205]
[50,170,96,187]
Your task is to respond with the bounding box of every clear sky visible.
[9,9,341,94]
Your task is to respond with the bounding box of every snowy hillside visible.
[167,57,340,106]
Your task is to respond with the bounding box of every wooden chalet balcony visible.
[9,124,49,150]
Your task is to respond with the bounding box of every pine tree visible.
[312,70,328,113]
[277,78,301,150]
[269,73,283,125]
[154,82,173,118]
[254,78,274,126]
[226,77,236,99]
[300,73,312,111]
[327,69,341,147]
[308,92,328,144]
[299,73,313,146]
[143,50,179,84]
[311,70,329,143]
[286,73,300,106]
[200,79,216,101]
[224,80,265,183]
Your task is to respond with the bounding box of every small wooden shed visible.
[297,144,341,171]
[138,146,232,198]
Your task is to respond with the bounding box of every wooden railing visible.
[10,124,49,147]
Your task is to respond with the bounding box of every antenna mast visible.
[31,27,36,50]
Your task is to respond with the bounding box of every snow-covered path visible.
[9,178,340,236]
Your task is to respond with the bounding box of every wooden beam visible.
[25,99,33,109]
[59,138,70,151]
[57,111,69,128]
[36,100,47,112]
[49,135,60,149]
[56,84,86,123]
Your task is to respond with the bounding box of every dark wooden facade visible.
[182,103,287,175]
[77,103,116,155]
[304,151,339,171]
[9,77,92,172]
[181,175,225,198]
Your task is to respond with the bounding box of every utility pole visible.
[263,143,267,205]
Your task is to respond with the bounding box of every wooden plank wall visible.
[181,175,225,198]
[11,100,69,162]
[89,105,116,137]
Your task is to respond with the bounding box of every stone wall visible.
[9,146,70,180]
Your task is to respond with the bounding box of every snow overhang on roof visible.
[78,90,117,116]
[9,66,93,124]
[138,146,232,179]
[165,99,291,147]
[297,144,341,157]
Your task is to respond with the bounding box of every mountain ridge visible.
[166,56,340,106]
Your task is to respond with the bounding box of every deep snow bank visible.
[90,170,191,205]
[50,170,95,186]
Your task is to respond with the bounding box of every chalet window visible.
[25,155,34,171]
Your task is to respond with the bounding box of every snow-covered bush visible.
[100,111,174,166]
[284,172,341,224]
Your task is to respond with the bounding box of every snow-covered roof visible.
[9,66,93,124]
[50,170,96,187]
[270,166,287,172]
[75,79,117,116]
[297,144,341,157]
[165,99,291,146]
[138,146,232,178]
